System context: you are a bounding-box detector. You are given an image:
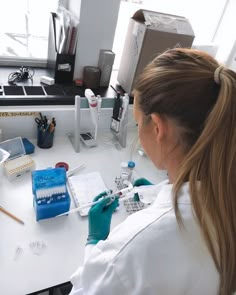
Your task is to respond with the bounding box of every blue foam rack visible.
[31,167,71,221]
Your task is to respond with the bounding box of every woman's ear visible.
[150,113,167,143]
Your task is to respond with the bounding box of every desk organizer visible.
[0,137,35,180]
[32,167,70,221]
[37,127,55,149]
[47,12,76,84]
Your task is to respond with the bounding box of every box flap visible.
[132,9,194,36]
[0,148,10,163]
[0,137,25,160]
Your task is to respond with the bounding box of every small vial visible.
[127,161,135,183]
[120,162,129,181]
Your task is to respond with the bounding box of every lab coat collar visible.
[153,181,191,206]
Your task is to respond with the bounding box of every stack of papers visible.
[67,172,108,216]
[51,8,79,55]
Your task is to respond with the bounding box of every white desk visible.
[0,130,166,295]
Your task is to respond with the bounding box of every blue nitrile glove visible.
[87,191,119,245]
[133,178,153,201]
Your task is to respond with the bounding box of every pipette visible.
[57,183,134,217]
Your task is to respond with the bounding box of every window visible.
[113,0,229,69]
[0,0,59,66]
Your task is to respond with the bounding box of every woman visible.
[70,48,236,295]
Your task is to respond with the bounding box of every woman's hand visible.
[87,191,119,245]
[133,178,153,201]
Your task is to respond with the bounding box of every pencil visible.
[0,206,24,225]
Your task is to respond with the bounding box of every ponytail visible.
[174,67,236,295]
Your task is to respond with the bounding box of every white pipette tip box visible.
[0,137,35,181]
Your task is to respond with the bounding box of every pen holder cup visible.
[37,128,54,149]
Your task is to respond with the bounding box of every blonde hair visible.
[134,48,236,295]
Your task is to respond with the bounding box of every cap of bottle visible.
[128,161,135,169]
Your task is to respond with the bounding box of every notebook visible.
[67,171,108,216]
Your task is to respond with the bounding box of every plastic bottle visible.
[127,161,135,183]
[120,162,129,181]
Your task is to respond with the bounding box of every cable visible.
[8,66,35,85]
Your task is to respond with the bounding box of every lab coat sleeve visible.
[70,243,128,295]
[84,244,95,262]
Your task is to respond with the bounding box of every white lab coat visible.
[70,181,219,295]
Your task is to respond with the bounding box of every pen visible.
[49,123,55,133]
[43,115,48,128]
[52,117,56,127]
[0,206,24,225]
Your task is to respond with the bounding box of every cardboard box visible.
[117,9,195,94]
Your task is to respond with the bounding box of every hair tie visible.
[214,66,224,85]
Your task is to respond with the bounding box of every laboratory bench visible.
[0,130,167,295]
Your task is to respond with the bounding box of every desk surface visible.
[0,130,166,295]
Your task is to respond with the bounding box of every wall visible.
[73,0,121,79]
[0,106,136,142]
[68,0,81,19]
